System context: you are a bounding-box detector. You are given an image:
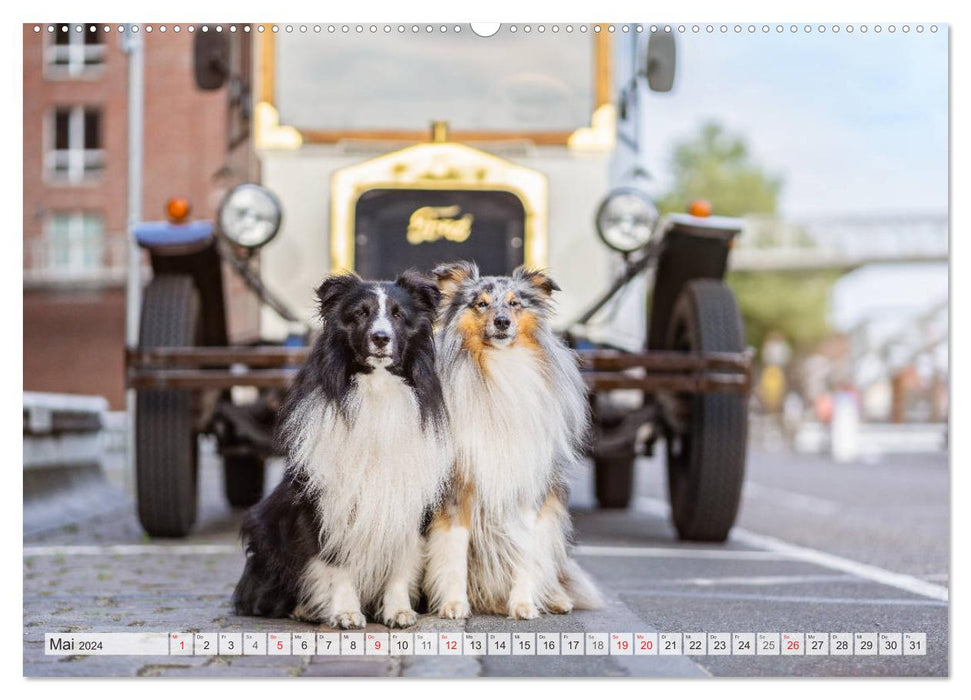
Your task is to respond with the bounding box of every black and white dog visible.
[423,262,602,620]
[232,271,452,629]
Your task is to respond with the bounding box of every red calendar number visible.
[640,640,653,651]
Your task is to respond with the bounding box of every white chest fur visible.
[446,346,567,514]
[284,369,451,592]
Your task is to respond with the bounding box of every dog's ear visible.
[315,273,360,318]
[395,268,441,315]
[513,266,560,296]
[431,261,479,303]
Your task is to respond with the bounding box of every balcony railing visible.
[23,235,135,288]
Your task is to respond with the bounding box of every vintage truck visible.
[126,25,750,542]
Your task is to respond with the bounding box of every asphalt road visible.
[23,437,949,677]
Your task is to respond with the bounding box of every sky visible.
[632,28,949,219]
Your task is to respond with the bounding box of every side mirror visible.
[645,33,676,92]
[193,26,229,90]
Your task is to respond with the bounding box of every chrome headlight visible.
[595,188,659,253]
[218,184,282,249]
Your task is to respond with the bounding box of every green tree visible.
[727,270,838,353]
[657,121,831,356]
[657,121,781,217]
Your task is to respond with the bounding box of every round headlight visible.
[218,184,282,249]
[595,188,659,253]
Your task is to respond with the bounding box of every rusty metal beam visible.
[127,346,308,368]
[128,368,749,394]
[128,369,297,390]
[127,346,751,371]
[126,346,752,394]
[584,372,750,394]
[578,349,751,372]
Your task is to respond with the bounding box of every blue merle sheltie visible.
[423,262,602,619]
[232,270,452,629]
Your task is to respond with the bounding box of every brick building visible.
[23,24,255,408]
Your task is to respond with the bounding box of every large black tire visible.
[136,275,201,537]
[594,456,635,509]
[664,279,747,542]
[224,455,266,508]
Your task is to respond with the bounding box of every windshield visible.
[273,29,597,134]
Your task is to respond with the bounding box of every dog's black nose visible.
[494,315,511,331]
[370,330,391,347]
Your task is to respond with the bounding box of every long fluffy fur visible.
[233,272,452,627]
[280,369,449,611]
[425,262,602,617]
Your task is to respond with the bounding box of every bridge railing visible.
[731,213,948,271]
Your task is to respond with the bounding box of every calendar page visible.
[20,10,950,682]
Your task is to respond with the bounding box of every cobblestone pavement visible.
[23,444,948,677]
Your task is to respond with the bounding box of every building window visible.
[46,24,105,77]
[46,106,104,183]
[43,212,106,276]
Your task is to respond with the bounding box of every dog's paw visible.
[508,601,540,620]
[291,604,319,623]
[384,609,418,628]
[546,594,574,614]
[438,600,471,619]
[330,611,367,629]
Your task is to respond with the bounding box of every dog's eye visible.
[476,300,489,309]
[357,307,369,318]
[391,307,402,319]
[508,299,520,308]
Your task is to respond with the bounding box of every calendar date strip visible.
[44,631,927,657]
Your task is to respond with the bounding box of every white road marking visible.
[23,543,240,557]
[613,588,947,607]
[27,542,787,563]
[730,529,950,602]
[573,545,789,561]
[635,496,949,602]
[667,574,856,587]
[743,482,841,515]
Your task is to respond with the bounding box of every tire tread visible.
[136,275,201,537]
[666,279,747,542]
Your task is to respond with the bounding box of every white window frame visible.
[41,211,106,277]
[45,24,106,78]
[45,106,105,184]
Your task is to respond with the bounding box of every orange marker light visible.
[688,199,712,217]
[166,197,191,224]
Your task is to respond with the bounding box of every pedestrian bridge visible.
[730,214,948,272]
